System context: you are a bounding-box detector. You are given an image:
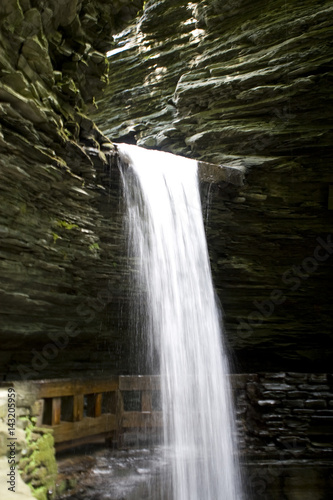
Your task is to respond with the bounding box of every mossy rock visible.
[31,486,52,500]
[20,422,57,500]
[55,478,68,496]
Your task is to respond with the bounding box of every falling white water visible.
[118,143,242,500]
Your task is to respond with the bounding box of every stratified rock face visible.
[0,1,145,380]
[92,0,333,372]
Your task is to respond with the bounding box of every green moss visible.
[56,219,79,230]
[19,420,57,500]
[19,457,30,470]
[68,478,77,489]
[89,242,100,252]
[52,232,60,244]
[56,479,67,496]
[31,486,49,500]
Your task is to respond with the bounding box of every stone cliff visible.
[0,0,332,378]
[1,3,332,499]
[0,0,144,380]
[92,0,333,372]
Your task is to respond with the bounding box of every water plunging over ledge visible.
[118,143,243,500]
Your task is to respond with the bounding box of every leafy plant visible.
[56,220,78,230]
[52,232,60,244]
[89,242,100,252]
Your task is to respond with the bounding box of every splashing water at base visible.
[118,143,243,500]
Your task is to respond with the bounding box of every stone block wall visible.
[233,372,333,460]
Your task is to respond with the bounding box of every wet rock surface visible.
[56,445,333,500]
[0,0,332,375]
[56,445,169,500]
[92,0,333,372]
[0,1,145,380]
[0,1,331,498]
[234,373,333,461]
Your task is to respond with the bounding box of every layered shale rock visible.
[92,0,333,372]
[0,0,144,380]
[0,0,332,378]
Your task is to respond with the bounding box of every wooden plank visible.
[73,394,84,422]
[55,432,116,452]
[52,397,61,426]
[38,380,76,398]
[86,393,103,418]
[36,376,164,448]
[48,414,118,443]
[141,391,152,412]
[112,390,124,448]
[115,390,124,426]
[122,411,163,428]
[119,375,161,391]
[36,377,119,398]
[95,393,103,417]
[74,378,119,395]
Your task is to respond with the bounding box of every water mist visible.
[118,143,242,500]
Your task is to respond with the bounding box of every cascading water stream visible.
[118,143,242,500]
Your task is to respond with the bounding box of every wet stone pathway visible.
[57,445,171,500]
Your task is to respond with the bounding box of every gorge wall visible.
[0,0,144,380]
[0,2,332,496]
[0,0,332,379]
[92,0,333,373]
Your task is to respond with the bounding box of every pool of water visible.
[57,444,332,500]
[57,445,172,500]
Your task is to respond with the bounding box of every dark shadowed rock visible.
[92,0,333,372]
[0,0,145,380]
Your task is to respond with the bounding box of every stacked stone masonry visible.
[234,372,333,460]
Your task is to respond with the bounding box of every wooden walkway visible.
[35,376,162,450]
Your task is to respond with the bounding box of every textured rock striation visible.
[0,0,144,380]
[0,0,332,378]
[92,0,333,372]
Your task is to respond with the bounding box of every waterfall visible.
[118,143,242,500]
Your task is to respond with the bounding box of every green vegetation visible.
[89,242,100,253]
[56,220,79,230]
[52,232,60,244]
[19,418,57,500]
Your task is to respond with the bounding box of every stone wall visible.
[234,372,333,461]
[234,372,333,499]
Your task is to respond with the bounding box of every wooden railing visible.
[35,376,162,450]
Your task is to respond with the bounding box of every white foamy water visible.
[118,143,242,500]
